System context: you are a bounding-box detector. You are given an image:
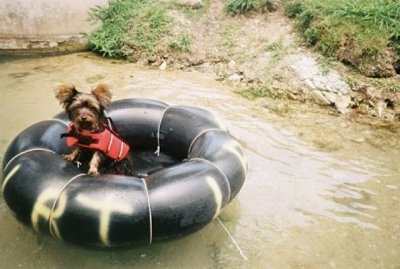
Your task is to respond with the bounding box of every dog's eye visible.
[89,105,99,111]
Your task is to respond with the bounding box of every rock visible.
[49,41,58,48]
[175,0,203,9]
[335,95,352,114]
[159,60,167,70]
[158,0,202,9]
[352,137,366,143]
[287,54,352,113]
[228,73,242,82]
[227,60,237,71]
[376,99,386,118]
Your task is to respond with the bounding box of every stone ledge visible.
[0,35,89,55]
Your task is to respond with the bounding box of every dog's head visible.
[55,83,112,132]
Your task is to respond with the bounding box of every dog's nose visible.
[81,116,87,121]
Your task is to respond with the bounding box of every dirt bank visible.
[142,1,400,135]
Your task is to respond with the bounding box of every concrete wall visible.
[0,0,108,53]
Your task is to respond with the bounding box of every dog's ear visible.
[54,83,78,108]
[92,83,112,108]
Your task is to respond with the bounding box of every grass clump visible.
[316,56,333,75]
[370,78,400,92]
[225,0,275,14]
[265,41,289,61]
[283,0,400,77]
[218,21,241,57]
[170,33,192,52]
[87,0,171,59]
[238,86,283,100]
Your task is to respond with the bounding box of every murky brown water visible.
[0,53,399,269]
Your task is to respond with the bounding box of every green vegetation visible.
[225,0,274,14]
[265,41,289,62]
[218,22,240,57]
[87,0,172,59]
[343,75,358,88]
[316,56,333,75]
[282,0,400,77]
[170,33,192,52]
[86,0,400,86]
[370,78,400,92]
[238,86,283,100]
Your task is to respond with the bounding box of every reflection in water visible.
[0,53,399,269]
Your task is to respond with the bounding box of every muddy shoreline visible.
[2,50,399,156]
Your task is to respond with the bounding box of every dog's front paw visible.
[88,167,99,175]
[62,154,75,162]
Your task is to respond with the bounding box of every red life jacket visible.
[64,124,130,161]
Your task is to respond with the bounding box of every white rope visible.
[3,118,72,172]
[154,106,172,156]
[3,148,58,192]
[140,177,153,244]
[49,118,69,125]
[48,173,86,238]
[3,148,56,172]
[187,128,224,157]
[216,217,248,261]
[103,110,113,131]
[189,157,231,200]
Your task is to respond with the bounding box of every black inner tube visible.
[1,98,247,248]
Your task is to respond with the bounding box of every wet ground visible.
[0,53,399,269]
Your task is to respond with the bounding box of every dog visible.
[55,83,132,175]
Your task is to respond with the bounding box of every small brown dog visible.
[55,83,131,175]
